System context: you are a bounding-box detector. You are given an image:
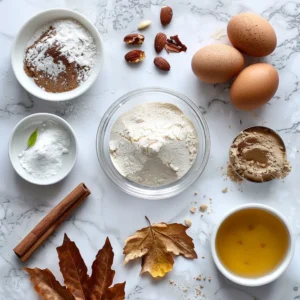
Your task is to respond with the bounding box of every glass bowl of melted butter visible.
[96,87,210,200]
[211,203,294,286]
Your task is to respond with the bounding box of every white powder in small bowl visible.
[19,120,71,179]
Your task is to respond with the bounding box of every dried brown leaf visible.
[26,235,125,300]
[24,267,74,300]
[141,239,174,277]
[57,234,89,300]
[123,217,197,278]
[105,282,126,300]
[152,223,197,258]
[89,237,115,300]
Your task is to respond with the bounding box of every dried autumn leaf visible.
[141,239,174,277]
[25,235,126,300]
[24,267,74,300]
[123,217,197,278]
[89,237,115,300]
[105,282,126,300]
[57,234,90,300]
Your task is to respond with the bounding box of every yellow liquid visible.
[216,209,289,278]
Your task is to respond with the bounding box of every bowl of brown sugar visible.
[11,9,103,101]
[229,126,291,182]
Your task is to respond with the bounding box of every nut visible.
[154,57,170,71]
[199,204,208,212]
[138,20,152,30]
[184,219,192,227]
[154,32,167,53]
[190,206,197,213]
[165,42,181,53]
[165,35,187,53]
[124,33,145,45]
[160,6,173,26]
[125,50,146,63]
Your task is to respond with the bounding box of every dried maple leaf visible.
[25,235,126,300]
[57,234,90,300]
[88,237,115,300]
[123,217,197,278]
[24,267,74,300]
[105,282,126,300]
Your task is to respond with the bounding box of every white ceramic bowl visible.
[211,203,294,286]
[11,8,103,101]
[9,113,77,185]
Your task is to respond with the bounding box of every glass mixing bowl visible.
[96,87,210,200]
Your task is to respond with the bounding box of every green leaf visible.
[27,128,38,149]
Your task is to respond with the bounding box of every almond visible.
[125,50,146,63]
[154,57,170,71]
[138,20,152,30]
[124,33,145,45]
[154,32,167,53]
[160,6,173,26]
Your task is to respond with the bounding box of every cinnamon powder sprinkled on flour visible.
[24,19,96,93]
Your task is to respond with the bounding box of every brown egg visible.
[191,44,244,83]
[227,13,277,57]
[230,63,279,110]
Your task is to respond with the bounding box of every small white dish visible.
[211,203,294,286]
[11,8,103,101]
[9,113,77,185]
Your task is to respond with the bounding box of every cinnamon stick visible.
[14,183,91,262]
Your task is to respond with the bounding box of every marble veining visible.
[1,0,300,299]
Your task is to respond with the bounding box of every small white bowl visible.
[11,8,103,101]
[211,203,294,286]
[9,113,77,185]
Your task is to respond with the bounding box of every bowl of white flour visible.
[9,113,77,185]
[96,87,210,200]
[11,9,103,101]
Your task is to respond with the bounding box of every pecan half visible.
[165,35,187,53]
[124,33,145,45]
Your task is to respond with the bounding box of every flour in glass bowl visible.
[18,120,72,179]
[109,103,199,187]
[24,19,96,93]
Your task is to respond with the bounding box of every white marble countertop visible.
[1,0,300,299]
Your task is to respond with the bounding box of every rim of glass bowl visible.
[96,87,211,200]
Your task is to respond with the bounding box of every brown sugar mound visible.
[229,127,291,182]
